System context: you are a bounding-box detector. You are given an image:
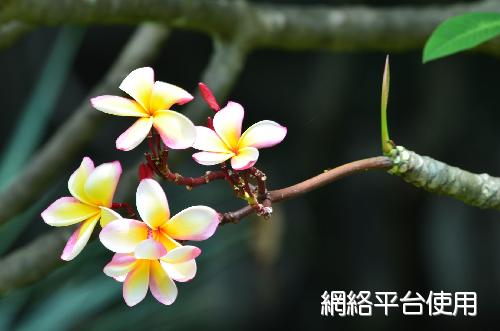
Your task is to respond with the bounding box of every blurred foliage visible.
[0,27,85,256]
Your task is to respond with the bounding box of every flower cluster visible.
[41,67,286,307]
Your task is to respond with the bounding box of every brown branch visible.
[3,0,500,54]
[220,156,393,224]
[144,131,227,188]
[145,152,226,188]
[0,23,170,226]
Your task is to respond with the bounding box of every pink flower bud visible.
[198,82,220,112]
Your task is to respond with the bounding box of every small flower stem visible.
[143,128,227,188]
[220,162,240,195]
[241,171,253,197]
[143,129,267,216]
[145,152,227,188]
[155,131,161,155]
[207,116,214,130]
[248,167,267,197]
[147,131,157,159]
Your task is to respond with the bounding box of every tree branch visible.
[389,146,500,210]
[0,23,170,226]
[2,0,500,53]
[221,156,393,224]
[0,20,32,48]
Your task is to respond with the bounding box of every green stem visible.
[381,55,391,155]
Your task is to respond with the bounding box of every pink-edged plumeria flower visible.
[90,67,196,151]
[99,178,219,253]
[41,157,122,260]
[103,239,201,306]
[192,101,287,170]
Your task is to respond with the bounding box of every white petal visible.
[161,259,197,282]
[99,207,123,227]
[119,67,154,110]
[136,179,170,229]
[99,219,148,253]
[164,206,220,241]
[192,126,230,153]
[230,147,259,170]
[161,245,201,264]
[84,161,122,208]
[61,214,100,261]
[103,253,137,278]
[192,151,233,166]
[115,117,153,151]
[149,81,193,112]
[213,101,244,149]
[90,95,148,117]
[150,260,178,305]
[153,110,196,149]
[123,261,150,307]
[134,238,167,260]
[68,157,95,205]
[42,197,100,227]
[238,120,287,149]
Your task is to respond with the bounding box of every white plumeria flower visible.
[103,239,201,306]
[192,101,287,170]
[91,67,196,151]
[99,178,219,253]
[41,157,122,260]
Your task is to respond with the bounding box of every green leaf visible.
[423,12,500,63]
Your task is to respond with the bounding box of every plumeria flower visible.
[103,239,201,306]
[90,67,196,151]
[100,178,219,253]
[41,157,122,261]
[192,101,287,170]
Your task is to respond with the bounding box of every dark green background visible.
[0,0,499,330]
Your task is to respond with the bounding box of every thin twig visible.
[0,156,391,293]
[147,152,227,188]
[220,156,393,224]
